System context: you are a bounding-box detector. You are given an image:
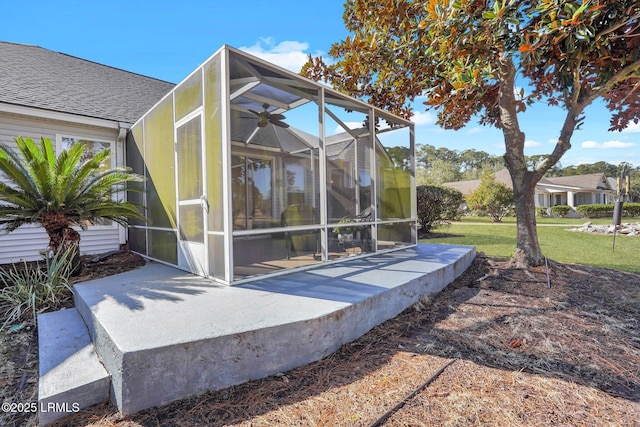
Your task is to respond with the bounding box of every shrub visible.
[0,246,74,330]
[576,204,615,218]
[465,172,514,222]
[416,185,463,232]
[624,202,640,217]
[550,205,572,218]
[537,207,549,217]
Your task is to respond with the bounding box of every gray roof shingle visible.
[443,169,614,195]
[0,41,175,123]
[542,173,612,191]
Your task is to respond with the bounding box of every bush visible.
[550,205,572,218]
[575,204,615,218]
[624,202,640,217]
[537,207,549,217]
[416,185,464,232]
[0,247,74,330]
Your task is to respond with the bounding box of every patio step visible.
[71,244,476,415]
[37,308,110,426]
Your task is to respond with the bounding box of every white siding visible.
[0,111,125,264]
[0,112,118,146]
[0,225,121,263]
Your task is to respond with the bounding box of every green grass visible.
[457,215,640,225]
[424,222,640,273]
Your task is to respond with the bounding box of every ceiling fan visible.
[248,103,289,128]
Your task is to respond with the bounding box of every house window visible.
[574,193,590,206]
[57,135,114,170]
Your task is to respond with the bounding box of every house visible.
[443,168,615,215]
[0,41,174,263]
[1,42,416,283]
[535,173,616,209]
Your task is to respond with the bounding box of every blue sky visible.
[2,0,638,167]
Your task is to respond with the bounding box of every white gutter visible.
[0,102,126,129]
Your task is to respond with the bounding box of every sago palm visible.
[0,136,145,273]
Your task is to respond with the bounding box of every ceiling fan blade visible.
[271,120,290,128]
[248,109,261,117]
[269,113,286,121]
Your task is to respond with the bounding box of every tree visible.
[466,172,515,222]
[416,158,461,185]
[459,149,502,176]
[0,137,144,273]
[302,0,640,267]
[417,144,460,168]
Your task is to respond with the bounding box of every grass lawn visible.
[457,215,640,225]
[424,219,640,273]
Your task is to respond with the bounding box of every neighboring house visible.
[535,173,616,208]
[0,41,174,263]
[443,168,615,215]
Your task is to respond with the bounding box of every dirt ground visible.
[1,251,639,427]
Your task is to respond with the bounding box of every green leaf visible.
[8,324,24,333]
[483,11,496,19]
[572,0,590,20]
[506,17,520,26]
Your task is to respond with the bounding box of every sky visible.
[2,0,638,168]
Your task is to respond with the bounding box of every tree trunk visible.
[511,170,544,268]
[497,57,546,268]
[41,211,82,276]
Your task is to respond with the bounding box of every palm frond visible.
[73,168,144,204]
[64,151,113,201]
[0,136,147,239]
[0,142,40,195]
[41,136,56,170]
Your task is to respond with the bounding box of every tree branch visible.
[497,57,529,178]
[535,109,578,178]
[579,60,640,110]
[597,13,640,38]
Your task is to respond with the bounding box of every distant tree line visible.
[416,144,640,202]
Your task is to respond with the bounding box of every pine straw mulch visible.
[2,252,640,427]
[0,251,146,427]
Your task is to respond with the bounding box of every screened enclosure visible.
[127,46,415,284]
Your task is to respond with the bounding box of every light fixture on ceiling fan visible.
[248,103,289,128]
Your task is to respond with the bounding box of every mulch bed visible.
[0,251,145,427]
[1,252,639,426]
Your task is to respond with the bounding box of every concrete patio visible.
[38,243,475,425]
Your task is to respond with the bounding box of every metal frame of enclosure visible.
[127,45,416,285]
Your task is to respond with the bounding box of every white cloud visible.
[524,140,542,148]
[581,140,636,149]
[411,111,435,126]
[239,37,323,72]
[547,138,558,144]
[622,121,640,133]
